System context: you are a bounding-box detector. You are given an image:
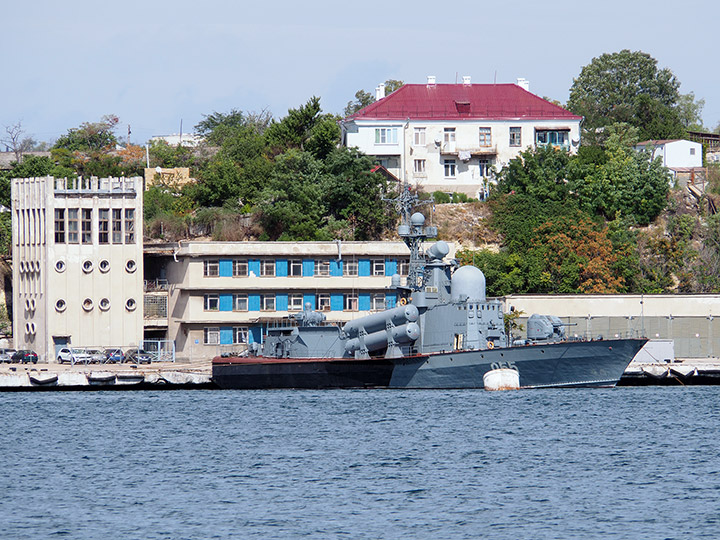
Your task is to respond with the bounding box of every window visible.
[375,127,398,144]
[67,209,79,243]
[315,260,330,277]
[690,148,696,155]
[54,209,65,243]
[345,260,358,276]
[372,293,386,310]
[444,128,456,144]
[398,259,410,276]
[261,294,276,311]
[98,209,109,244]
[124,209,135,244]
[289,294,303,311]
[509,127,522,146]
[261,260,275,277]
[233,327,248,344]
[289,260,302,276]
[112,209,122,243]
[234,294,248,311]
[233,259,248,277]
[204,260,219,277]
[479,127,492,147]
[81,209,92,244]
[204,327,220,345]
[535,130,568,147]
[204,294,219,311]
[318,294,331,311]
[413,127,426,146]
[344,294,358,311]
[444,159,456,178]
[413,159,426,174]
[479,159,491,177]
[372,259,385,276]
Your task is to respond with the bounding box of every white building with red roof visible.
[341,76,582,199]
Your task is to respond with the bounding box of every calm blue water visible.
[1,388,718,539]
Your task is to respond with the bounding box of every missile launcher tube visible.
[343,304,419,338]
[345,322,421,354]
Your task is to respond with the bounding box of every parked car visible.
[104,348,125,363]
[12,350,38,364]
[124,348,152,364]
[85,348,106,364]
[57,347,92,365]
[0,348,16,363]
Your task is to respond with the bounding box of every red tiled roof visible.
[345,83,582,122]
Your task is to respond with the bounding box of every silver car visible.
[57,347,92,365]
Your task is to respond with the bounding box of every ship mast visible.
[384,183,437,291]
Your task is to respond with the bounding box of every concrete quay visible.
[619,359,720,386]
[0,360,214,391]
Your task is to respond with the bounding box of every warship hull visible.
[212,338,647,390]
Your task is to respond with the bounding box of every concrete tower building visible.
[11,176,144,362]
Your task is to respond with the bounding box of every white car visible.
[85,348,106,364]
[57,347,92,365]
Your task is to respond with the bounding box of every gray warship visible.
[213,188,647,389]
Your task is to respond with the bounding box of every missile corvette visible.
[212,187,647,390]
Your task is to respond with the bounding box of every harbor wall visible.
[505,294,720,359]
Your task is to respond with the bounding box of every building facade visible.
[144,241,450,361]
[341,77,582,199]
[12,176,144,361]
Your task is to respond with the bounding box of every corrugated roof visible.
[346,83,582,122]
[636,139,685,146]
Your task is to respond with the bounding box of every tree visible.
[1,122,35,163]
[343,79,404,116]
[53,115,119,152]
[676,92,705,131]
[494,145,572,202]
[568,50,683,141]
[195,108,272,145]
[265,97,323,153]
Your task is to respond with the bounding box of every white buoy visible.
[483,368,520,391]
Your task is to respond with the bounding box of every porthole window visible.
[82,260,94,273]
[99,298,110,311]
[126,259,136,273]
[125,298,137,311]
[55,260,66,273]
[82,298,94,311]
[99,259,110,273]
[55,299,67,312]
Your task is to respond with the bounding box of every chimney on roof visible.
[375,83,386,100]
[462,76,471,86]
[516,78,530,92]
[427,75,437,87]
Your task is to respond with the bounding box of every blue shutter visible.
[219,259,233,277]
[276,259,288,277]
[303,294,316,310]
[385,293,397,309]
[330,259,343,276]
[303,259,315,276]
[248,294,260,311]
[385,259,397,276]
[219,294,233,312]
[276,293,288,311]
[330,293,343,311]
[220,327,233,345]
[359,259,371,276]
[249,326,262,344]
[359,293,371,311]
[249,259,260,277]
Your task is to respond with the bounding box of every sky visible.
[2,0,719,146]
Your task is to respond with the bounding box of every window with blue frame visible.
[204,294,219,311]
[203,260,219,277]
[535,129,569,147]
[233,259,248,277]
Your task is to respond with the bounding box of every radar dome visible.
[451,265,486,302]
[410,212,425,226]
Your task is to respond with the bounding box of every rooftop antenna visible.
[494,70,497,84]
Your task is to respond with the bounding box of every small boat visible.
[669,365,698,378]
[116,373,145,384]
[87,372,117,384]
[641,365,669,378]
[29,373,59,386]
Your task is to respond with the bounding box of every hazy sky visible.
[3,0,718,146]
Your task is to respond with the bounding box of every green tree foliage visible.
[495,145,571,202]
[53,115,119,151]
[265,97,324,153]
[195,108,272,145]
[568,50,684,141]
[343,79,404,116]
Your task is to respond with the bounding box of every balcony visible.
[144,292,168,327]
[440,145,497,157]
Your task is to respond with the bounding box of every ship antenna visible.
[383,183,436,291]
